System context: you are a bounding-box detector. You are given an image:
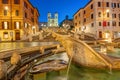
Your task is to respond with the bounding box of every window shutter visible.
[19,22,21,29]
[103,21,107,27]
[7,22,9,29]
[14,22,16,29]
[2,22,4,29]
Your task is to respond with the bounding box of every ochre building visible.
[74,0,120,39]
[0,0,39,41]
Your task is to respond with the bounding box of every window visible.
[75,23,77,26]
[119,14,120,20]
[24,2,28,8]
[2,22,9,29]
[25,12,27,18]
[2,0,8,4]
[91,14,93,19]
[118,3,120,8]
[98,12,101,17]
[107,12,109,17]
[112,21,116,26]
[112,14,116,18]
[119,22,120,26]
[99,22,101,26]
[91,4,93,9]
[91,23,94,27]
[79,21,81,24]
[108,22,110,26]
[112,3,114,8]
[15,10,19,16]
[75,16,77,19]
[3,32,8,39]
[114,3,116,8]
[106,2,109,7]
[14,22,21,29]
[84,18,86,22]
[114,14,116,18]
[79,13,80,17]
[14,0,20,4]
[98,2,101,7]
[31,18,34,22]
[31,9,34,14]
[4,10,7,16]
[84,10,86,14]
[25,23,28,28]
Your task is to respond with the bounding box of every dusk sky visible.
[29,0,90,23]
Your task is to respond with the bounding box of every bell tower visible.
[47,12,51,26]
[54,12,58,26]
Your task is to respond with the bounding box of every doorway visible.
[15,31,20,40]
[99,31,102,38]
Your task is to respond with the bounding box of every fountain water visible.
[66,55,73,80]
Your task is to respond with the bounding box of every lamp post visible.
[10,0,13,41]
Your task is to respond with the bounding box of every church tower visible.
[54,12,58,26]
[47,12,58,27]
[47,12,51,26]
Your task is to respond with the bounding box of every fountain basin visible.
[29,60,68,74]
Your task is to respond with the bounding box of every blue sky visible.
[29,0,90,23]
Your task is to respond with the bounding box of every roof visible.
[28,0,40,16]
[73,0,93,16]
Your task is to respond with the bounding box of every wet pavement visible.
[0,42,58,52]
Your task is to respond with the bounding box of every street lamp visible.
[5,6,8,10]
[106,9,109,13]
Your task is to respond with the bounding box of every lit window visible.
[16,22,19,29]
[25,23,27,28]
[32,26,35,34]
[4,22,8,29]
[14,22,20,29]
[3,32,8,39]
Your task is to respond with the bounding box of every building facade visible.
[47,12,58,27]
[60,19,74,30]
[0,0,39,41]
[74,0,120,39]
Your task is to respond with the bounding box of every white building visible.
[47,12,58,27]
